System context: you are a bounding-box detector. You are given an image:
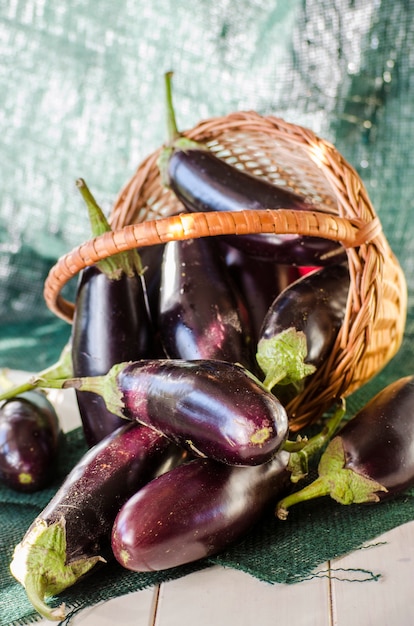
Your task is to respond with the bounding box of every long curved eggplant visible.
[0,391,62,492]
[158,73,345,267]
[276,375,414,518]
[256,263,350,391]
[71,180,154,447]
[64,359,289,466]
[158,237,253,368]
[10,421,186,621]
[112,450,291,572]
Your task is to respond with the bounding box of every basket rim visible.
[43,207,378,323]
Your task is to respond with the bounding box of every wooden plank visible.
[330,520,414,626]
[154,565,331,626]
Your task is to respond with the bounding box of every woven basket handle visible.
[43,207,380,322]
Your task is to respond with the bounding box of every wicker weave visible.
[43,112,407,430]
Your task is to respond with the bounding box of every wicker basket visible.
[43,111,407,431]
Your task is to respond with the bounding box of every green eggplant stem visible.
[76,178,146,281]
[164,71,180,143]
[285,399,346,483]
[0,343,73,402]
[62,362,127,418]
[276,476,332,520]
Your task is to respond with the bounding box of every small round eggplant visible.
[112,450,291,572]
[276,375,414,518]
[158,237,253,368]
[65,359,289,466]
[0,391,61,493]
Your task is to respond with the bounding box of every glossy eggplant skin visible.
[259,264,350,369]
[102,359,288,466]
[32,422,184,563]
[338,375,414,498]
[221,242,300,346]
[72,265,153,447]
[158,237,253,369]
[165,149,345,266]
[112,450,291,572]
[0,391,61,493]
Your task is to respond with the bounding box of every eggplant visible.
[0,391,62,492]
[10,421,186,621]
[71,179,154,447]
[276,375,414,518]
[112,451,291,572]
[256,263,350,392]
[158,237,253,368]
[111,401,346,571]
[158,73,346,267]
[221,242,300,346]
[64,359,289,466]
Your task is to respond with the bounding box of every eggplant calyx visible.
[76,178,145,281]
[276,436,388,520]
[158,70,205,186]
[256,328,316,392]
[10,518,105,621]
[63,362,127,418]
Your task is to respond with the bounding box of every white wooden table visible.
[35,522,414,626]
[7,373,414,626]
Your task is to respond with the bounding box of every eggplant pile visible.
[5,73,413,622]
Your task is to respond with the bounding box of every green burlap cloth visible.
[1,362,414,626]
[2,1,414,624]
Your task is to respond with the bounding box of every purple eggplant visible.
[0,391,62,493]
[158,237,253,368]
[111,401,346,572]
[71,180,154,447]
[112,451,291,572]
[72,265,152,446]
[10,421,186,621]
[158,72,345,267]
[256,263,350,392]
[221,242,300,346]
[64,359,289,466]
[276,375,414,518]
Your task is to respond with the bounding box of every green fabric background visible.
[1,1,414,624]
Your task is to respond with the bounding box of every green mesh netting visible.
[1,1,414,624]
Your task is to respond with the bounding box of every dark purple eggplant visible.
[64,359,289,466]
[158,72,345,267]
[256,263,350,392]
[111,400,346,572]
[276,375,414,518]
[138,242,165,323]
[112,450,291,572]
[221,242,300,346]
[0,391,62,492]
[9,421,186,621]
[158,237,253,369]
[71,179,154,447]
